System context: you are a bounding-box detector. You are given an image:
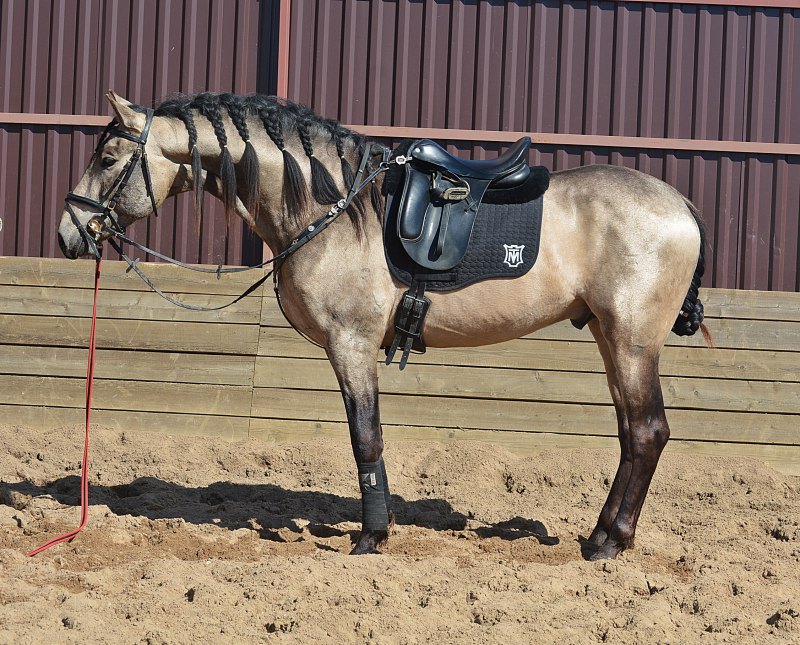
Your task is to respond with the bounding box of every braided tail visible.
[672,199,712,345]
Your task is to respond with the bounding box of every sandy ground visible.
[1,424,798,644]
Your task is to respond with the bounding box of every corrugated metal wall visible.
[2,0,799,291]
[286,0,800,292]
[0,0,275,265]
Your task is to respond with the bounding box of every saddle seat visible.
[408,136,531,188]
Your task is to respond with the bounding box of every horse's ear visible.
[105,90,146,134]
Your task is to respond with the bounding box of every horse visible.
[57,91,709,560]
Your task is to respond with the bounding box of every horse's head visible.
[58,91,190,258]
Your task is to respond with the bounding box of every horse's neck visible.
[154,116,287,247]
[154,114,369,257]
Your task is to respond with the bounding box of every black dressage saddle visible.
[383,137,550,369]
[396,137,532,270]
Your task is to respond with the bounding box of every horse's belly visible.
[417,269,586,348]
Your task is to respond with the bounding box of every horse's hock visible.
[1,255,798,477]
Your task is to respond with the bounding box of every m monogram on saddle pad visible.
[383,137,550,368]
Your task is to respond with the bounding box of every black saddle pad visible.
[383,165,548,292]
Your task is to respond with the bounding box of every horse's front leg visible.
[326,342,393,554]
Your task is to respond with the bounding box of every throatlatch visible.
[385,280,431,370]
[358,458,392,531]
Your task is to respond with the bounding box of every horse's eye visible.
[101,156,117,168]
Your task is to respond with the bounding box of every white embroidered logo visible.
[503,244,525,268]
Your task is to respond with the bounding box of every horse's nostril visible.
[58,232,86,259]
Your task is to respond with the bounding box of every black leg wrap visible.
[358,460,390,531]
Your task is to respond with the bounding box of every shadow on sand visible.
[2,475,559,548]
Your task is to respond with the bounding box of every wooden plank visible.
[0,375,253,416]
[0,404,249,440]
[0,345,254,386]
[247,419,800,476]
[0,314,258,354]
[259,298,800,352]
[248,419,618,452]
[250,387,800,445]
[0,256,269,295]
[257,327,800,383]
[254,356,800,415]
[700,287,800,322]
[0,285,261,323]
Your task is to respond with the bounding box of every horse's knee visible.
[630,414,669,459]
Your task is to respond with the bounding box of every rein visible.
[27,256,102,557]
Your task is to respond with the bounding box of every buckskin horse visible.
[57,91,709,559]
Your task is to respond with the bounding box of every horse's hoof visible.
[349,544,382,555]
[588,539,627,561]
[349,530,388,555]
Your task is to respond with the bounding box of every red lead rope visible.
[27,257,102,557]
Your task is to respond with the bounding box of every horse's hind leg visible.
[589,333,670,560]
[326,342,393,555]
[586,319,632,549]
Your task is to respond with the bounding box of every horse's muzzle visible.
[58,215,90,259]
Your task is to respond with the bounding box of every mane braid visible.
[297,119,344,206]
[149,95,204,232]
[193,93,236,229]
[333,132,366,239]
[220,93,260,218]
[251,99,308,222]
[177,110,204,234]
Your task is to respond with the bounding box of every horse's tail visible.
[672,199,713,346]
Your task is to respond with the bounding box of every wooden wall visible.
[1,257,798,475]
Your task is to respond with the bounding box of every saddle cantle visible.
[383,137,550,369]
[396,137,532,271]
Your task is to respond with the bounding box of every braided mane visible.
[137,93,376,236]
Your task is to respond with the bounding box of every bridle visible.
[65,108,159,259]
[65,114,398,314]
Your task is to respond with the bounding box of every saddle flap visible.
[398,163,434,241]
[395,161,492,271]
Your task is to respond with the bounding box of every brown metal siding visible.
[0,0,269,265]
[285,1,800,292]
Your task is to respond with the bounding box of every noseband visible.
[65,108,159,258]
